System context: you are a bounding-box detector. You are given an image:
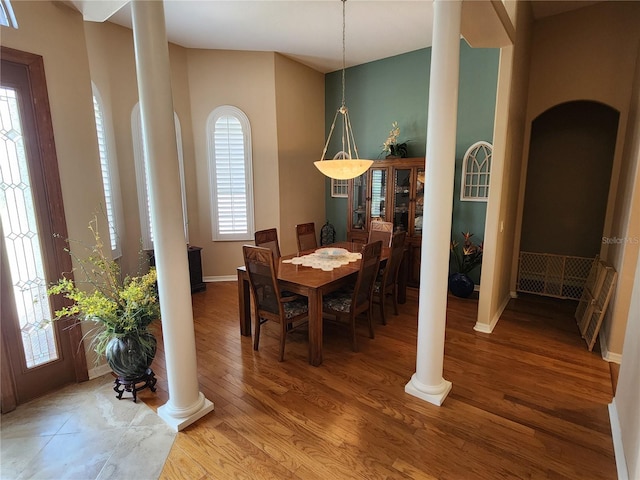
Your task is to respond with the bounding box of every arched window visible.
[92,83,122,257]
[207,106,254,241]
[460,141,492,201]
[0,0,18,28]
[131,103,188,250]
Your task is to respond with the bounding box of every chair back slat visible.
[383,231,407,290]
[255,228,281,259]
[243,245,280,316]
[368,220,394,247]
[296,222,317,252]
[353,241,383,312]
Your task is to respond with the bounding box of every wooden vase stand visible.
[113,368,157,403]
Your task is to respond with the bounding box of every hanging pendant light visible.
[314,0,373,180]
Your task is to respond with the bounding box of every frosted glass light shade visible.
[314,159,373,180]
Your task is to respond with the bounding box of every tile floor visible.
[0,374,175,480]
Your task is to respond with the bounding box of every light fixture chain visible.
[313,0,372,179]
[341,0,346,107]
[320,109,342,160]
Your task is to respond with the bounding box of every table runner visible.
[282,251,361,271]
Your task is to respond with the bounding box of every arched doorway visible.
[518,101,619,299]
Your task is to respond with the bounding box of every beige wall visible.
[614,240,640,478]
[602,41,640,358]
[274,54,325,255]
[511,1,640,355]
[1,2,105,246]
[84,29,290,279]
[186,49,280,277]
[477,0,532,330]
[83,22,196,276]
[83,21,139,274]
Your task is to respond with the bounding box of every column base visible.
[405,373,452,406]
[157,392,214,431]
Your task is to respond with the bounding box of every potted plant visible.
[48,219,160,380]
[382,121,408,159]
[449,231,483,298]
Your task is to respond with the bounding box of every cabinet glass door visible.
[393,168,411,233]
[351,172,367,231]
[369,167,387,223]
[414,168,425,235]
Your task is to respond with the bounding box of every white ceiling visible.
[103,1,601,74]
[108,1,433,73]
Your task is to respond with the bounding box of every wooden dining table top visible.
[276,241,390,288]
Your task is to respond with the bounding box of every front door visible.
[0,47,87,412]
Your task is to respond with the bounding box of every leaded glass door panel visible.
[1,49,86,411]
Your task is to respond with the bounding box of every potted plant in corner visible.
[449,231,483,298]
[48,218,161,386]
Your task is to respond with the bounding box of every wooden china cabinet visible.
[347,157,425,286]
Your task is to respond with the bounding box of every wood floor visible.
[139,283,617,480]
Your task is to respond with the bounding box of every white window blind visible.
[132,104,188,250]
[207,106,254,241]
[460,141,492,202]
[371,169,383,217]
[92,85,121,257]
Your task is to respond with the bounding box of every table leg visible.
[237,269,252,337]
[307,289,323,367]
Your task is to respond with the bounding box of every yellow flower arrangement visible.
[48,218,160,359]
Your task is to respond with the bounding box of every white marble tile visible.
[0,374,174,480]
[0,408,72,439]
[16,428,123,480]
[0,435,53,479]
[96,425,176,480]
[56,385,141,434]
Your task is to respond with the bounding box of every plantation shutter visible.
[92,92,120,257]
[214,115,248,237]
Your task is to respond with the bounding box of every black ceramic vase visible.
[106,331,157,380]
[448,272,475,298]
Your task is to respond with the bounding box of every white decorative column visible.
[130,0,213,431]
[405,0,462,406]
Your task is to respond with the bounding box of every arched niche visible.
[521,100,619,258]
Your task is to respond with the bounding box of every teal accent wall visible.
[324,40,499,283]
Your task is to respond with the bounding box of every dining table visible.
[237,241,391,367]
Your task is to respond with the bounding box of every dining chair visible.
[295,222,318,252]
[254,228,281,259]
[368,220,394,247]
[243,245,309,361]
[321,240,382,352]
[373,231,406,325]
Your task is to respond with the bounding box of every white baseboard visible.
[608,400,629,480]
[599,330,623,364]
[510,291,518,298]
[473,293,511,334]
[88,363,112,379]
[203,275,236,282]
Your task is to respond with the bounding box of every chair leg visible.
[254,314,261,351]
[391,287,399,315]
[279,321,286,362]
[367,309,375,339]
[379,293,387,325]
